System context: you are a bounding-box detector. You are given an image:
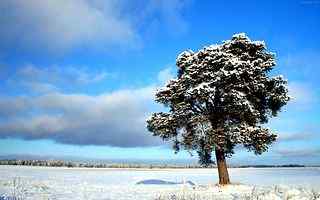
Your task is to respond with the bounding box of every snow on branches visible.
[147,33,289,164]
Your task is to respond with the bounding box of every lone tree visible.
[146,33,289,185]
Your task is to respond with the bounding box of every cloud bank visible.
[0,63,177,147]
[0,87,163,147]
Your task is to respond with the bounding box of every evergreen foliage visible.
[147,33,290,165]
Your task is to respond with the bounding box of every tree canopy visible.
[147,33,290,165]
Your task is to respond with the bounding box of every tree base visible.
[215,148,230,185]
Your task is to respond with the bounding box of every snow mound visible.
[136,179,195,186]
[136,179,178,185]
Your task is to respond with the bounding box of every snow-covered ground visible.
[0,166,319,199]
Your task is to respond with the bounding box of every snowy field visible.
[0,165,319,199]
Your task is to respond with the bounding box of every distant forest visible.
[0,159,205,168]
[0,159,308,168]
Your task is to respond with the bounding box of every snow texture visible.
[0,166,319,200]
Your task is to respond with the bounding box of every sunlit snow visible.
[0,166,319,199]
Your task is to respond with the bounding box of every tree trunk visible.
[215,148,230,185]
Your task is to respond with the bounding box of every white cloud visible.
[145,0,190,36]
[287,82,317,110]
[157,66,175,84]
[281,51,320,80]
[21,82,59,94]
[274,148,320,157]
[277,131,316,142]
[0,0,136,52]
[0,86,162,147]
[0,97,30,118]
[0,0,190,53]
[5,64,112,94]
[0,66,175,147]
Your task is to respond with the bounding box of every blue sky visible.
[0,0,319,165]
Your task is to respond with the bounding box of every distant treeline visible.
[236,164,306,168]
[0,159,310,168]
[0,159,206,168]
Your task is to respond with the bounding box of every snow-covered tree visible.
[146,33,290,185]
